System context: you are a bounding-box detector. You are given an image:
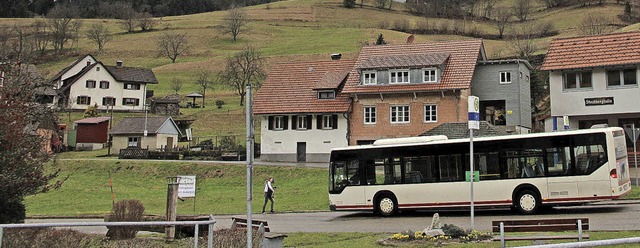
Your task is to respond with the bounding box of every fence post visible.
[165,177,180,242]
[578,219,583,242]
[208,215,215,248]
[0,226,4,248]
[500,222,505,248]
[194,224,199,248]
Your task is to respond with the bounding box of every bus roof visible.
[332,127,623,152]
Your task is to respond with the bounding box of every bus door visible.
[546,146,579,199]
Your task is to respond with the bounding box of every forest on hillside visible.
[0,0,274,18]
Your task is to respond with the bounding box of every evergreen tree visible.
[375,33,387,45]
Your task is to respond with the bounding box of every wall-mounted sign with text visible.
[584,97,614,106]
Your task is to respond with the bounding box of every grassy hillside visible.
[1,0,633,138]
[25,160,328,216]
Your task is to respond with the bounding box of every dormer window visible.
[362,71,376,85]
[423,68,437,83]
[389,69,409,84]
[318,91,335,99]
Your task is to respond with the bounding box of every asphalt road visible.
[26,200,640,234]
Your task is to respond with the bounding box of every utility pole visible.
[245,84,254,248]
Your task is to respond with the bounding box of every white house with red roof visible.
[541,31,640,133]
[254,59,355,162]
[50,54,158,111]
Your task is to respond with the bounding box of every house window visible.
[86,80,96,88]
[100,80,110,89]
[500,72,511,84]
[297,116,308,130]
[122,98,140,106]
[390,105,410,123]
[362,71,376,85]
[364,106,376,124]
[102,97,115,106]
[76,96,91,105]
[318,91,335,99]
[96,67,100,71]
[424,105,437,122]
[607,68,638,87]
[563,71,592,89]
[124,83,141,90]
[389,70,410,84]
[274,116,284,130]
[423,68,437,83]
[322,115,332,129]
[127,137,140,147]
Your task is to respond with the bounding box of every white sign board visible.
[563,116,570,130]
[468,96,479,130]
[178,175,196,198]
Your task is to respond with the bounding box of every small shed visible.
[74,116,111,150]
[150,94,181,115]
[109,116,183,154]
[185,92,203,108]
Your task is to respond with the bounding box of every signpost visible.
[563,115,570,130]
[467,96,479,230]
[624,124,640,187]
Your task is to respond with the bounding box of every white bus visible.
[328,127,632,216]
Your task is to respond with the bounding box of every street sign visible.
[563,116,570,130]
[623,124,640,142]
[177,175,196,198]
[468,96,479,130]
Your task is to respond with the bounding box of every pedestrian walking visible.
[262,177,275,214]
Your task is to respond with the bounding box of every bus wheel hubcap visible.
[520,194,536,211]
[379,198,394,213]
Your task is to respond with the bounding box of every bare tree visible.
[47,5,81,54]
[136,12,158,32]
[195,70,213,107]
[494,7,511,39]
[481,0,497,18]
[119,6,138,33]
[86,23,112,54]
[512,0,532,22]
[219,46,265,106]
[222,7,249,42]
[0,25,11,60]
[170,77,183,94]
[508,23,539,59]
[579,14,612,36]
[10,24,35,62]
[30,19,49,55]
[157,32,189,63]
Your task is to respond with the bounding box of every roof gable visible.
[342,39,484,94]
[541,31,640,71]
[49,54,97,83]
[254,60,355,115]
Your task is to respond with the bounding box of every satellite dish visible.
[406,34,415,44]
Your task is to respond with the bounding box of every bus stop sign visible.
[468,96,479,130]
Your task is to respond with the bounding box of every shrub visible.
[215,99,225,109]
[1,228,96,247]
[377,19,390,29]
[442,223,466,238]
[393,19,410,32]
[343,0,356,8]
[0,198,26,224]
[105,199,145,240]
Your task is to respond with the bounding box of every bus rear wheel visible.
[376,194,398,217]
[514,189,540,215]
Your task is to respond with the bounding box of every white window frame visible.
[499,72,511,84]
[362,71,377,85]
[424,104,437,123]
[86,80,96,88]
[364,106,376,124]
[99,80,110,89]
[123,98,139,106]
[563,71,593,90]
[125,83,140,90]
[423,68,437,83]
[390,105,410,124]
[607,68,638,87]
[77,96,91,105]
[322,115,333,129]
[297,115,308,130]
[102,97,115,106]
[274,116,284,130]
[389,69,410,84]
[127,137,140,147]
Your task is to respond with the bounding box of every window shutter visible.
[122,98,126,105]
[317,115,322,129]
[283,116,289,130]
[77,97,81,104]
[268,116,274,130]
[135,99,140,106]
[291,116,297,130]
[88,97,91,104]
[332,114,338,129]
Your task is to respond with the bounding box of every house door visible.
[297,142,306,162]
[166,137,173,150]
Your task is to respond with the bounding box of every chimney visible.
[116,60,123,67]
[330,53,342,60]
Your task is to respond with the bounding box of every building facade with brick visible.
[254,59,355,162]
[541,32,640,137]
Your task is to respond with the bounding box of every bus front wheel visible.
[514,189,540,215]
[376,194,398,217]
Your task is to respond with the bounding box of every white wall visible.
[260,114,349,161]
[57,55,97,88]
[68,65,147,111]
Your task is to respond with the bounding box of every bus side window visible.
[546,147,570,176]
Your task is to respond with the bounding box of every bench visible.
[231,217,270,233]
[492,218,589,248]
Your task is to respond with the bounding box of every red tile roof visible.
[541,31,640,71]
[254,60,355,115]
[342,39,484,94]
